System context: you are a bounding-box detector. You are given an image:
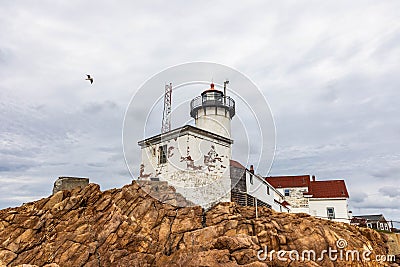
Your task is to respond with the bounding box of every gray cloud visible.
[349,191,368,204]
[83,101,118,114]
[379,186,400,198]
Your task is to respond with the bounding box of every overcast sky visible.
[1,1,399,224]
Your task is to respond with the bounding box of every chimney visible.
[312,175,316,182]
[249,165,254,174]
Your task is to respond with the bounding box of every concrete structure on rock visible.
[52,176,89,194]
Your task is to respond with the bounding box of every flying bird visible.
[85,74,93,84]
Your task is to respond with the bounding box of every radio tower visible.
[161,83,172,133]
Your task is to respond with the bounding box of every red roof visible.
[308,180,349,198]
[265,175,310,188]
[230,160,245,170]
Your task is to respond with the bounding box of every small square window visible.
[327,207,335,219]
[284,189,290,197]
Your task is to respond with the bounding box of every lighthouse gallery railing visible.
[190,95,235,118]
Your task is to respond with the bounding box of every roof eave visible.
[138,125,233,147]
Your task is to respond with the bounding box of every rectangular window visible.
[249,174,253,184]
[159,145,167,164]
[284,189,290,197]
[327,207,335,219]
[267,186,270,195]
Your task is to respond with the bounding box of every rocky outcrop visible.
[136,180,195,207]
[0,181,393,266]
[384,233,400,266]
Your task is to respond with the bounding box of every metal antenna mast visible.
[161,83,172,133]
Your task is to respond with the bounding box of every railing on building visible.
[190,95,235,118]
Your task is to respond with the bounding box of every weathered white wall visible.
[271,190,289,213]
[246,172,274,207]
[195,107,231,138]
[288,207,310,214]
[140,130,231,209]
[308,198,350,223]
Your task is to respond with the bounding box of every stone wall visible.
[282,187,309,208]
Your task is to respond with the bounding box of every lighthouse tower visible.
[138,82,235,208]
[190,83,235,138]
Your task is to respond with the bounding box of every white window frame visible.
[327,207,335,219]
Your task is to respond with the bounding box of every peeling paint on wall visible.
[139,164,152,179]
[168,146,174,158]
[204,145,223,172]
[180,155,203,170]
[139,128,231,208]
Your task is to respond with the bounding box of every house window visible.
[159,145,167,164]
[385,224,389,231]
[367,223,372,228]
[380,223,384,230]
[327,207,335,219]
[284,189,290,197]
[267,186,270,195]
[249,174,253,184]
[152,147,156,156]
